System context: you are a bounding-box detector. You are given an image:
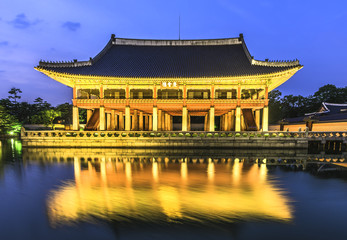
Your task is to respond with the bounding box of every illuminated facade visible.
[36,34,302,131]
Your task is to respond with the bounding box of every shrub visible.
[150,133,156,137]
[220,133,226,137]
[214,133,219,137]
[86,133,91,137]
[107,133,113,137]
[227,133,234,137]
[199,133,205,137]
[264,133,270,138]
[156,133,162,137]
[242,133,248,137]
[79,133,84,137]
[257,133,262,137]
[271,133,277,137]
[100,133,105,137]
[121,133,127,137]
[279,133,284,137]
[142,133,148,137]
[235,133,241,137]
[114,133,119,137]
[128,133,134,137]
[93,133,99,137]
[206,133,213,137]
[178,133,184,137]
[192,133,198,137]
[171,133,177,137]
[249,133,255,137]
[185,133,191,137]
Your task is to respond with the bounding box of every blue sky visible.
[0,0,346,105]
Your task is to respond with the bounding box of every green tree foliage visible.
[269,84,347,123]
[0,105,21,135]
[41,109,61,129]
[8,88,22,104]
[55,103,72,124]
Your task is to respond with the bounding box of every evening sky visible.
[0,0,346,105]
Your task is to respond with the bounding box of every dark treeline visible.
[0,88,84,134]
[269,84,347,124]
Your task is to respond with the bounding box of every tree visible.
[41,109,61,130]
[8,88,22,104]
[55,103,72,124]
[0,105,21,135]
[268,90,283,123]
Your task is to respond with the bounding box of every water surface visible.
[1,139,347,240]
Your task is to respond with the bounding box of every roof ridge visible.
[251,58,300,67]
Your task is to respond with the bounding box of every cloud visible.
[62,21,81,31]
[9,13,40,29]
[0,41,9,47]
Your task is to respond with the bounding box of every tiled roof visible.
[37,36,302,78]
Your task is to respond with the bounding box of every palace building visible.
[35,34,302,132]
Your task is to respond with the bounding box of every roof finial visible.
[111,34,115,40]
[239,33,244,41]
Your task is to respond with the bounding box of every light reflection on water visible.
[47,158,293,227]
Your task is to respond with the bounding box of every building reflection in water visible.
[46,156,293,227]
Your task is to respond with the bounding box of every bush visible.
[271,133,277,137]
[150,133,156,137]
[142,133,148,137]
[279,133,284,137]
[100,133,105,137]
[93,133,99,137]
[206,133,213,137]
[121,133,127,137]
[185,133,191,137]
[235,133,241,137]
[242,133,248,137]
[192,133,198,137]
[264,133,270,138]
[114,133,119,137]
[128,133,134,137]
[79,133,84,137]
[135,133,141,137]
[178,133,184,137]
[220,133,226,137]
[86,133,91,137]
[107,133,113,137]
[257,133,262,137]
[156,133,162,137]
[227,133,234,137]
[199,133,205,137]
[249,133,255,137]
[214,133,219,137]
[171,133,177,137]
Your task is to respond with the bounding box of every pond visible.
[1,139,347,240]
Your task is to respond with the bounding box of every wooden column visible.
[119,112,124,130]
[209,106,215,132]
[170,115,173,131]
[235,107,241,132]
[133,110,138,130]
[99,106,105,131]
[220,114,224,131]
[153,107,158,131]
[182,106,188,131]
[72,106,79,131]
[139,111,144,130]
[125,106,131,131]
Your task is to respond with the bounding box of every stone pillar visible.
[110,110,115,130]
[161,112,165,131]
[204,113,208,131]
[133,110,138,130]
[149,114,153,131]
[241,113,246,131]
[188,115,191,131]
[209,106,215,131]
[99,106,105,131]
[153,107,158,131]
[227,111,232,131]
[235,107,241,132]
[119,112,124,130]
[73,106,79,130]
[139,111,143,130]
[106,113,111,130]
[86,109,93,123]
[115,113,118,130]
[263,106,269,131]
[255,109,260,131]
[158,110,162,131]
[125,106,131,131]
[230,110,235,131]
[224,113,228,131]
[182,106,188,131]
[144,114,148,131]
